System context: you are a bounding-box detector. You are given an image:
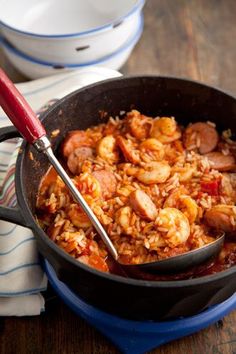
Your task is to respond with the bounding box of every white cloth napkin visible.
[0,68,121,316]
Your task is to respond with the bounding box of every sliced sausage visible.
[205,151,235,171]
[184,122,219,154]
[92,170,117,199]
[116,136,140,164]
[67,147,94,175]
[61,130,93,158]
[204,205,236,232]
[129,190,157,221]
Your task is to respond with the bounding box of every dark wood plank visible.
[0,293,235,354]
[0,0,236,353]
[122,0,236,94]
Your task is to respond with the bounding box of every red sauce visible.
[38,171,236,281]
[105,242,236,280]
[122,242,236,281]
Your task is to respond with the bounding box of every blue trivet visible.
[43,259,236,354]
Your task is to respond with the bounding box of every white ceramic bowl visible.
[1,15,143,79]
[0,0,144,64]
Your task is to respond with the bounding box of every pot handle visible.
[0,125,30,227]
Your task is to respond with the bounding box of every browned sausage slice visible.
[116,136,140,164]
[67,147,94,174]
[129,190,157,221]
[92,170,117,199]
[204,205,236,232]
[184,122,219,154]
[205,152,235,171]
[61,130,93,158]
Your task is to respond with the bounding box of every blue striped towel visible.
[0,102,59,316]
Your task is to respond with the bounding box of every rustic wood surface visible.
[0,0,236,353]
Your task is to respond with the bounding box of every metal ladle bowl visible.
[122,233,225,273]
[0,68,225,274]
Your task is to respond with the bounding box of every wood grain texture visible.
[0,0,236,353]
[122,0,236,95]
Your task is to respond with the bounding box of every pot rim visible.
[15,74,236,288]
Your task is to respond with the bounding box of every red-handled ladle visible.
[0,68,118,261]
[0,68,224,273]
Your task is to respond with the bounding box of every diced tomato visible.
[200,179,220,196]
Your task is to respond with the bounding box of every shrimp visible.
[150,117,181,143]
[140,138,165,161]
[116,136,140,164]
[37,175,69,213]
[129,190,158,221]
[204,204,236,232]
[75,172,102,199]
[183,122,219,154]
[126,110,152,140]
[96,135,119,164]
[156,208,190,247]
[171,164,195,182]
[67,147,94,174]
[117,185,135,197]
[163,186,188,206]
[136,161,171,184]
[119,163,139,176]
[178,196,199,224]
[67,203,92,228]
[116,206,133,235]
[164,188,198,224]
[61,130,93,158]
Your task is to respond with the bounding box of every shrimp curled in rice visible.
[171,164,195,182]
[126,110,152,140]
[67,204,92,229]
[136,161,171,184]
[164,189,198,224]
[156,207,190,247]
[75,173,102,199]
[139,138,165,161]
[96,135,119,164]
[150,117,181,143]
[116,206,133,235]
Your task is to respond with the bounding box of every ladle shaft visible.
[0,68,118,260]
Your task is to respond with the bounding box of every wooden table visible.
[0,1,236,353]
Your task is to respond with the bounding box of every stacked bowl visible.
[0,0,145,79]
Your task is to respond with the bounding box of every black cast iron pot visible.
[0,76,236,321]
